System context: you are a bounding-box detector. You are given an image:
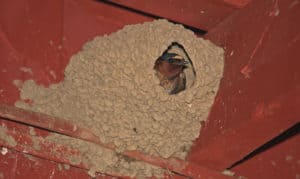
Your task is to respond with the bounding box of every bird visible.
[154,52,189,94]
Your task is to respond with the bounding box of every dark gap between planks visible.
[95,0,207,36]
[229,122,300,169]
[0,117,73,138]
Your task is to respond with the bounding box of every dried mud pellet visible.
[15,19,224,178]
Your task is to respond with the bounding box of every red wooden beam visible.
[0,104,234,178]
[232,129,300,179]
[0,119,133,178]
[0,119,187,179]
[0,148,98,179]
[106,0,245,30]
[188,0,300,173]
[189,86,300,170]
[0,0,153,105]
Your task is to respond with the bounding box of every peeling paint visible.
[269,0,280,17]
[240,64,252,79]
[58,163,63,171]
[289,0,299,9]
[49,70,57,80]
[29,126,36,136]
[49,169,55,179]
[20,67,33,75]
[285,155,293,162]
[63,164,70,170]
[222,169,235,176]
[250,24,271,59]
[23,153,37,162]
[1,147,8,155]
[270,160,276,166]
[0,126,17,147]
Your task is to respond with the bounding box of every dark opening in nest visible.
[154,42,196,95]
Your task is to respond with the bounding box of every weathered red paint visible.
[0,0,299,178]
[0,119,118,178]
[0,0,152,105]
[108,0,242,30]
[188,0,300,174]
[0,148,188,179]
[232,132,300,179]
[0,104,103,145]
[223,0,251,7]
[0,148,94,179]
[188,86,300,169]
[0,107,234,179]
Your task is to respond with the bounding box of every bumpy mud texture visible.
[15,19,224,177]
[46,133,165,178]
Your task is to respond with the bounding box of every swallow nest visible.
[15,19,224,178]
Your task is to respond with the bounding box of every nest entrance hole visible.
[153,42,196,95]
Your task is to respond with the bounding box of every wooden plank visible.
[0,0,152,105]
[232,128,300,179]
[0,105,235,179]
[188,0,300,174]
[189,86,300,169]
[0,148,95,179]
[0,119,132,178]
[106,0,241,30]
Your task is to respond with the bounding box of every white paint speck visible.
[286,155,293,162]
[1,147,8,155]
[49,70,57,79]
[13,79,23,88]
[289,0,299,9]
[269,0,280,17]
[72,125,78,132]
[49,169,55,179]
[57,45,63,50]
[20,67,33,75]
[222,169,235,176]
[270,160,276,166]
[49,40,54,46]
[274,9,280,16]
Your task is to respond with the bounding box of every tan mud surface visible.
[15,19,224,177]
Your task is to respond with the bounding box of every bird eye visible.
[153,42,196,95]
